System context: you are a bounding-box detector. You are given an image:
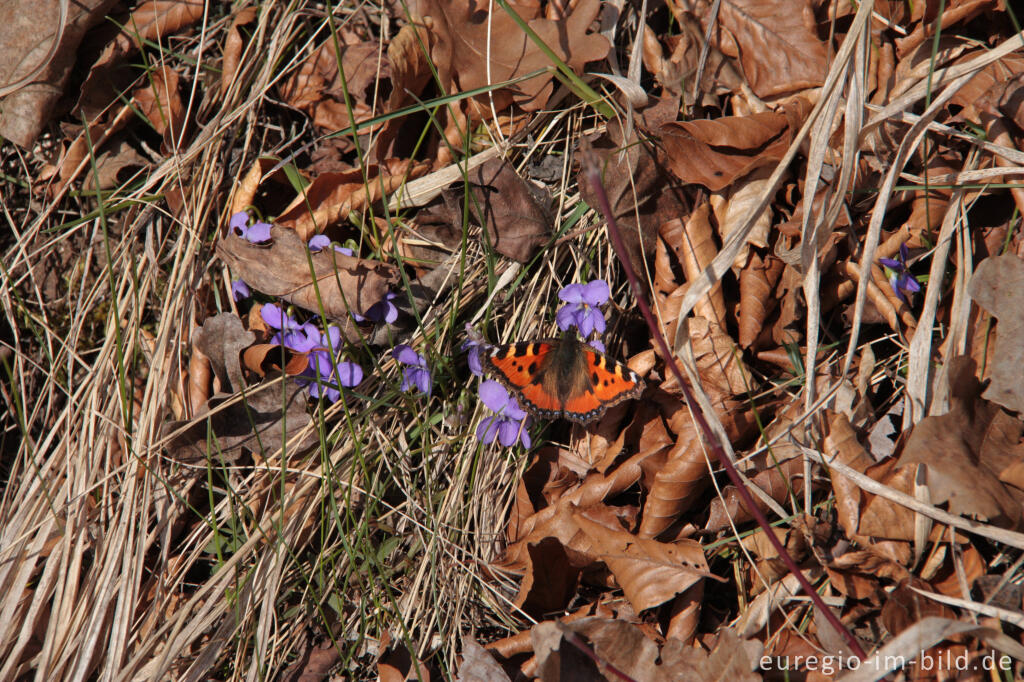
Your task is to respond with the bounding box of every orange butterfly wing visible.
[560,349,643,422]
[487,342,562,414]
[487,339,644,424]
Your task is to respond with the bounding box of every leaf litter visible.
[3,0,1024,680]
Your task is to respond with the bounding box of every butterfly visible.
[485,332,644,424]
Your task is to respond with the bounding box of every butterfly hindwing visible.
[559,349,644,422]
[486,336,644,424]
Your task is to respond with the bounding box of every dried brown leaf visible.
[737,251,783,349]
[165,380,316,463]
[422,0,609,113]
[514,537,582,616]
[896,0,997,57]
[456,636,511,682]
[896,357,1023,528]
[276,159,430,240]
[638,425,710,538]
[578,120,689,273]
[824,411,875,540]
[573,512,712,612]
[709,166,774,270]
[132,65,184,151]
[532,618,659,682]
[77,0,205,117]
[698,0,828,98]
[192,313,255,393]
[662,316,749,398]
[660,100,810,191]
[881,578,956,636]
[221,7,258,95]
[968,254,1024,414]
[677,204,727,328]
[372,23,434,161]
[242,344,309,379]
[463,158,551,263]
[0,0,119,147]
[659,629,762,682]
[279,34,382,135]
[217,225,397,335]
[705,453,804,532]
[79,135,149,192]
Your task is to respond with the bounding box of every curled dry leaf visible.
[276,159,431,240]
[192,312,254,393]
[642,17,743,103]
[281,640,342,682]
[968,253,1024,415]
[574,511,715,613]
[705,444,804,532]
[415,158,552,263]
[242,344,309,379]
[166,314,317,464]
[824,411,875,540]
[77,0,205,117]
[78,135,149,192]
[660,628,763,682]
[948,53,1024,122]
[881,578,957,637]
[896,0,995,57]
[677,205,727,329]
[531,619,660,682]
[738,250,784,349]
[663,316,750,398]
[503,501,636,579]
[639,391,751,538]
[422,0,609,113]
[514,536,582,616]
[132,65,184,151]
[0,0,119,147]
[827,548,910,599]
[694,0,827,98]
[217,224,397,333]
[186,347,211,417]
[504,444,662,565]
[578,120,689,272]
[279,32,382,134]
[860,357,1024,540]
[709,167,774,272]
[659,98,811,191]
[230,157,298,220]
[221,7,259,95]
[456,636,511,682]
[372,23,434,161]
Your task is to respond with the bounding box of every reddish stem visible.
[581,145,866,660]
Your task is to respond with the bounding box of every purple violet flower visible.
[879,243,921,304]
[260,303,318,352]
[231,279,251,301]
[556,279,609,337]
[230,211,271,244]
[461,338,484,377]
[300,328,362,403]
[393,344,432,395]
[364,291,399,324]
[476,380,532,448]
[308,234,354,256]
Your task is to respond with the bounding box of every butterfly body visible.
[486,333,644,424]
